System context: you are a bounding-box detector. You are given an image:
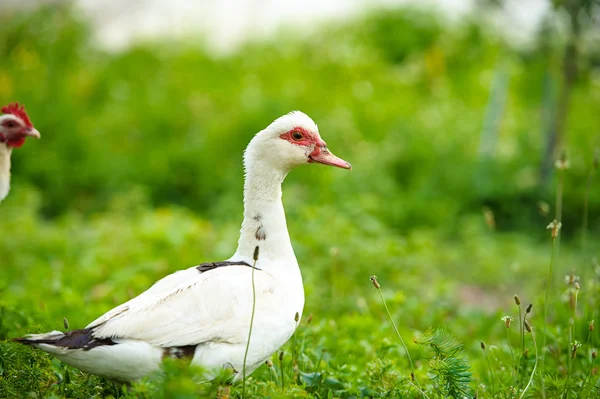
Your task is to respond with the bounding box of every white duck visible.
[16,111,351,382]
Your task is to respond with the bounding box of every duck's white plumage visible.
[16,111,350,382]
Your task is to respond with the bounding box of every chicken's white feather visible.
[0,145,11,202]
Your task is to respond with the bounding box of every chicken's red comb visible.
[1,103,33,128]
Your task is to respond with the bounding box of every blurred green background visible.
[1,3,598,232]
[0,1,599,398]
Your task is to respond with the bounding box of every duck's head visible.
[245,111,351,173]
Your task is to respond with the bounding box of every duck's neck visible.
[233,159,296,264]
[0,144,12,202]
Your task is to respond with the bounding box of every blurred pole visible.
[476,60,509,197]
[478,61,509,159]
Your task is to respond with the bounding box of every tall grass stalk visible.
[503,318,516,386]
[518,303,533,390]
[291,312,300,384]
[564,283,580,399]
[576,351,596,398]
[309,349,326,391]
[519,324,538,399]
[407,380,432,399]
[266,359,277,385]
[370,276,422,390]
[242,246,260,399]
[279,351,285,391]
[481,342,496,393]
[297,314,313,372]
[555,154,566,223]
[581,150,598,250]
[313,350,325,377]
[514,295,524,387]
[541,218,562,398]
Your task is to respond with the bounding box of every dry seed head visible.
[266,359,273,367]
[307,314,313,325]
[63,317,69,330]
[480,341,486,350]
[575,282,580,291]
[524,320,532,333]
[279,351,284,361]
[593,351,597,359]
[253,246,260,261]
[526,304,533,314]
[572,341,581,359]
[565,274,573,284]
[370,275,381,289]
[537,201,550,217]
[294,312,299,322]
[546,219,562,238]
[514,294,521,306]
[590,320,595,332]
[502,316,514,328]
[564,273,580,285]
[483,207,495,229]
[555,151,570,170]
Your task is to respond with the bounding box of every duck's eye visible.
[292,131,304,141]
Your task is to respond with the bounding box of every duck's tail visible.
[14,328,115,352]
[14,328,163,381]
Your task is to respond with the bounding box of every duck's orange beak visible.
[308,145,351,170]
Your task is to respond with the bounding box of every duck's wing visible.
[87,262,273,348]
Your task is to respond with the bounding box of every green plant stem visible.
[564,289,579,399]
[313,350,324,376]
[308,350,326,390]
[519,330,539,399]
[241,257,258,399]
[375,286,421,389]
[291,327,297,383]
[507,328,516,386]
[588,301,599,346]
[279,352,285,391]
[581,164,595,250]
[517,304,524,388]
[575,355,596,398]
[269,363,277,385]
[541,236,557,399]
[483,347,496,394]
[556,168,563,223]
[406,380,432,399]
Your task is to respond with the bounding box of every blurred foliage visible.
[0,3,598,235]
[0,2,600,399]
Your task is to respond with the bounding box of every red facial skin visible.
[0,103,39,148]
[279,126,352,170]
[279,126,323,148]
[0,119,26,148]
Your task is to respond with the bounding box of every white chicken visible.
[0,103,41,202]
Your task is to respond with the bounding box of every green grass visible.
[1,184,598,398]
[0,3,599,399]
